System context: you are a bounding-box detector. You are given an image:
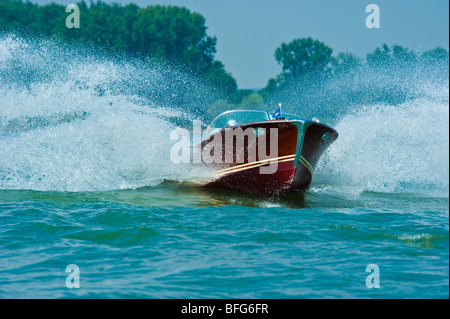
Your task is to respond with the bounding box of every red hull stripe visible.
[217,154,296,176]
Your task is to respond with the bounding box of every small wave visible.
[397,233,432,241]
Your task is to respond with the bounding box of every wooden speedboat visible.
[199,108,338,197]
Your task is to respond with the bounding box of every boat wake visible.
[0,34,448,197]
[313,86,449,197]
[0,35,212,192]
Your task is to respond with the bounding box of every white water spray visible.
[1,35,448,196]
[0,35,210,191]
[314,87,449,197]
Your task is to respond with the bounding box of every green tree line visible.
[1,0,448,121]
[0,0,238,96]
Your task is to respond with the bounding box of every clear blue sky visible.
[31,0,449,88]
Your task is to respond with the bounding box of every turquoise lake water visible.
[0,186,448,298]
[0,35,448,298]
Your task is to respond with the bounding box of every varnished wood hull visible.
[200,119,338,197]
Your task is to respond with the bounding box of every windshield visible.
[210,110,270,130]
[267,112,305,121]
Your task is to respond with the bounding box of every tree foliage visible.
[366,44,418,69]
[0,0,237,96]
[1,1,448,121]
[330,52,362,74]
[274,37,333,79]
[420,47,449,66]
[263,39,449,121]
